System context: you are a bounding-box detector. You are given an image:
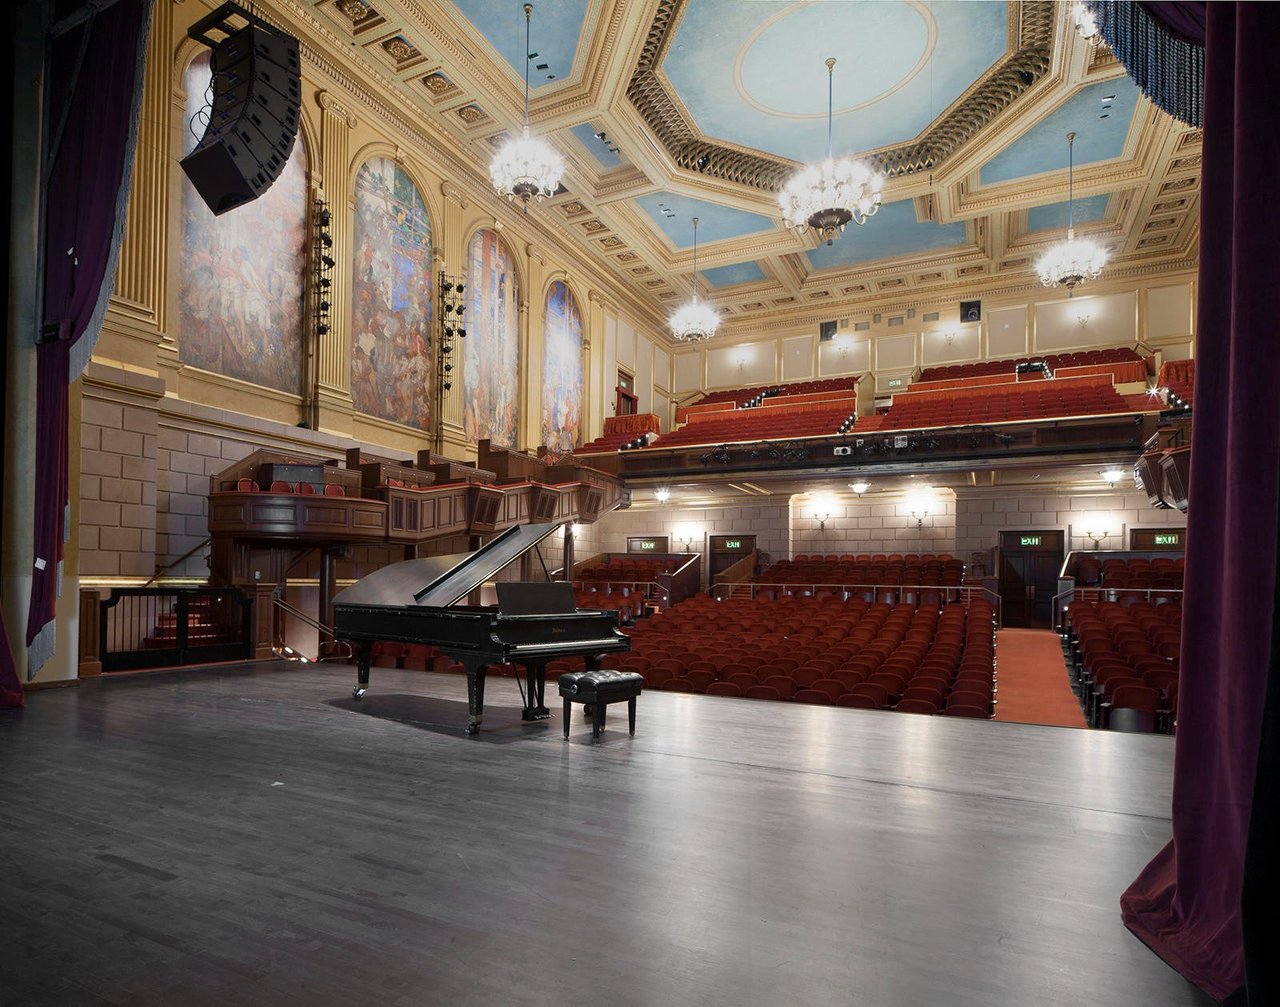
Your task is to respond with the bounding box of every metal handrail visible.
[1054,584,1184,633]
[271,593,352,663]
[709,580,1003,626]
[572,578,668,605]
[143,537,211,587]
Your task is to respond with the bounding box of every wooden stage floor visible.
[1,662,1211,1006]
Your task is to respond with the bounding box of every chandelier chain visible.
[522,4,532,129]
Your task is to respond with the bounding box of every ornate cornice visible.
[627,1,1056,191]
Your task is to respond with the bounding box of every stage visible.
[0,662,1211,1006]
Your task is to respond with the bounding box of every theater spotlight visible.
[455,304,466,315]
[319,276,331,289]
[458,328,467,338]
[441,280,454,293]
[319,208,331,226]
[318,299,330,312]
[321,254,335,269]
[320,232,333,247]
[317,323,330,335]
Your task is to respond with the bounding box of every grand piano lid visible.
[332,522,564,609]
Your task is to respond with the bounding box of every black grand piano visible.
[332,522,630,734]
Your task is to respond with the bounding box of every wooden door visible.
[998,531,1064,628]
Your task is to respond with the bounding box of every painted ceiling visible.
[315,0,1202,341]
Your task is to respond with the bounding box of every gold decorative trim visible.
[627,1,1055,190]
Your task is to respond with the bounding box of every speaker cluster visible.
[180,3,301,216]
[313,197,334,339]
[437,271,467,394]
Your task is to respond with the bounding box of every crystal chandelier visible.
[669,217,719,343]
[1036,132,1108,295]
[778,58,882,245]
[489,4,564,208]
[1071,2,1100,42]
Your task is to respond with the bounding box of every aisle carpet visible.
[994,628,1088,729]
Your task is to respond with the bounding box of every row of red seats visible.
[1075,555,1184,589]
[574,430,646,454]
[1158,359,1195,406]
[875,382,1129,431]
[794,552,955,562]
[222,478,346,496]
[683,376,859,412]
[920,347,1143,382]
[573,588,643,622]
[758,557,965,587]
[616,593,996,716]
[1065,599,1181,731]
[652,403,856,448]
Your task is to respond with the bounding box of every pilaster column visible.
[521,243,546,452]
[314,91,357,434]
[439,184,469,441]
[111,0,171,330]
[586,289,613,439]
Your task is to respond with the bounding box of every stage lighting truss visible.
[313,196,334,340]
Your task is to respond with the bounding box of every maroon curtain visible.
[1119,4,1280,1001]
[26,0,151,673]
[0,604,24,709]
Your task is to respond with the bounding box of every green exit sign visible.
[638,540,657,550]
[1154,533,1180,546]
[724,539,742,550]
[887,377,904,388]
[1020,535,1041,546]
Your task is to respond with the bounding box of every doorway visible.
[998,530,1064,628]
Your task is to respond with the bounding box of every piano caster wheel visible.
[352,687,366,700]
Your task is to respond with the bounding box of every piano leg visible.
[464,661,486,735]
[521,660,551,721]
[352,643,371,700]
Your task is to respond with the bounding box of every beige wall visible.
[671,274,1196,404]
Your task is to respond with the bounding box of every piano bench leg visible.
[628,697,637,736]
[592,701,605,740]
[563,698,571,739]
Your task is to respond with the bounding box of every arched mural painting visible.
[351,157,434,430]
[179,51,306,393]
[542,281,583,458]
[464,229,519,446]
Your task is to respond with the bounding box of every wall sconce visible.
[569,523,583,539]
[814,508,832,530]
[1100,468,1124,485]
[907,488,935,529]
[1075,311,1092,328]
[944,330,956,347]
[1085,528,1108,550]
[654,487,670,504]
[849,481,869,496]
[675,530,697,552]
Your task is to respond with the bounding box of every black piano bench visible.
[558,670,644,740]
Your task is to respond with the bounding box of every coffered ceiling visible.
[310,0,1201,339]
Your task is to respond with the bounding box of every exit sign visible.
[887,377,904,388]
[1020,535,1041,546]
[724,539,742,550]
[1154,533,1179,546]
[637,540,657,550]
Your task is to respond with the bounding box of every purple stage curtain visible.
[26,0,151,674]
[1119,4,1280,1002]
[0,605,24,709]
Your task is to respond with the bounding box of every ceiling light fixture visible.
[1072,2,1100,42]
[669,216,719,343]
[489,4,563,210]
[850,481,869,496]
[1101,468,1125,484]
[1035,132,1108,296]
[778,58,882,246]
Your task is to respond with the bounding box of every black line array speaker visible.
[180,19,300,216]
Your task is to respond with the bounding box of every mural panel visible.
[179,51,306,393]
[464,229,519,446]
[542,281,584,458]
[351,157,434,430]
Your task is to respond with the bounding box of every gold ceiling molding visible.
[627,1,1056,192]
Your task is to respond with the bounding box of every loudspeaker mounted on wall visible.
[960,299,982,323]
[180,2,301,216]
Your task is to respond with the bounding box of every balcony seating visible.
[1158,359,1195,406]
[652,402,856,448]
[873,375,1134,432]
[752,553,965,590]
[919,346,1147,383]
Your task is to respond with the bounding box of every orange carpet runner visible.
[994,628,1088,729]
